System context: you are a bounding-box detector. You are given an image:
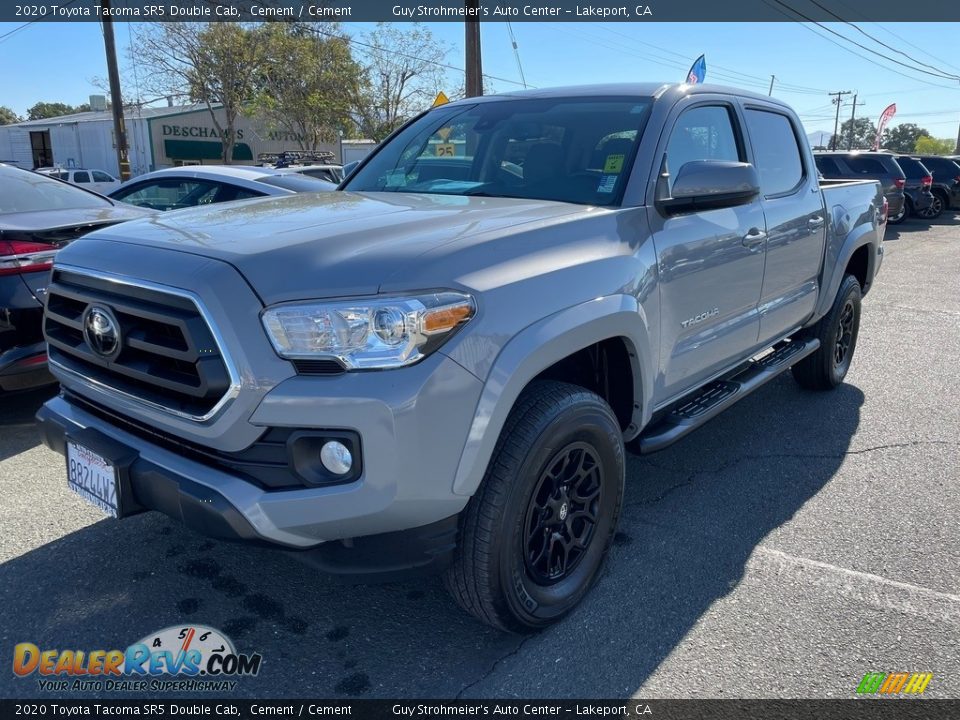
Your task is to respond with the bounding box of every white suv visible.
[37,167,120,194]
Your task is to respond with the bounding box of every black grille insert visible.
[44,269,232,418]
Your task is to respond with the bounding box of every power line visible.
[804,0,960,81]
[310,26,532,89]
[505,22,527,90]
[761,0,960,90]
[600,23,829,94]
[554,25,825,96]
[766,0,960,87]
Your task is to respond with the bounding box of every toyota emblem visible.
[82,305,121,360]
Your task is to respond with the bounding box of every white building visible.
[0,101,348,178]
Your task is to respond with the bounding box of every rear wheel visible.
[887,201,907,225]
[445,381,625,632]
[792,274,862,390]
[916,194,943,220]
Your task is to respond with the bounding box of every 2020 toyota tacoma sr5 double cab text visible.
[37,84,885,631]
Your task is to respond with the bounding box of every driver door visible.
[647,100,766,405]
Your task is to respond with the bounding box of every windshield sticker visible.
[603,154,625,173]
[597,174,618,193]
[384,169,407,189]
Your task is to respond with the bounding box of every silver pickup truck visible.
[37,83,885,632]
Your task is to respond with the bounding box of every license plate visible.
[66,441,119,518]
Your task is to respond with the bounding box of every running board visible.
[632,337,820,454]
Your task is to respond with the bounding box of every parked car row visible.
[814,150,960,225]
[0,161,338,393]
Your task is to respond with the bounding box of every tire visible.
[444,380,625,632]
[792,274,862,391]
[887,201,907,225]
[915,193,943,220]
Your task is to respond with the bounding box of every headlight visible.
[261,291,475,370]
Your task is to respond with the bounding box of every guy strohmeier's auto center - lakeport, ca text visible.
[393,4,652,17]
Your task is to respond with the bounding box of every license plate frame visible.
[66,440,120,518]
[63,428,140,519]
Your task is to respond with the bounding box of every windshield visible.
[0,166,112,215]
[344,96,653,206]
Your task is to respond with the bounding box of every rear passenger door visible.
[648,100,767,404]
[743,106,825,344]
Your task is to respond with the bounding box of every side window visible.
[666,105,741,190]
[73,171,90,184]
[744,109,804,196]
[92,171,114,182]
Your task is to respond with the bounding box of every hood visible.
[82,191,590,303]
[0,204,157,233]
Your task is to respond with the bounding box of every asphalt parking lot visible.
[1,214,958,700]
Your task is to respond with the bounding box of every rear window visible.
[844,156,889,175]
[815,156,843,176]
[0,165,112,214]
[917,157,960,178]
[895,157,929,179]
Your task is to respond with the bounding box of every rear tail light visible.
[921,175,933,188]
[0,240,58,277]
[894,178,905,190]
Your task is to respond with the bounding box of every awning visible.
[163,139,253,161]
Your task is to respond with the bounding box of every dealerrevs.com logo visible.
[856,672,933,695]
[13,625,262,693]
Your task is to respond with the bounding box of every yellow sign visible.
[437,126,453,141]
[603,154,625,173]
[435,143,456,157]
[433,91,450,107]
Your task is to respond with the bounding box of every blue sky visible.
[0,21,958,141]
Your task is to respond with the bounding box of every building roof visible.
[8,104,211,128]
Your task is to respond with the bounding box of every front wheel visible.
[792,274,862,390]
[444,381,625,632]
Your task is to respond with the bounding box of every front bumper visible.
[37,350,482,548]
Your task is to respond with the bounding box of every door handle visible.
[809,216,825,227]
[742,228,767,247]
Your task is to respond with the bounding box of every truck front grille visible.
[44,267,235,420]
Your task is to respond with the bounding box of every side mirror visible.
[658,160,760,215]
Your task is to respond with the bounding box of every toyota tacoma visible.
[37,83,885,631]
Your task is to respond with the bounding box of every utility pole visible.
[829,90,851,151]
[847,93,866,150]
[955,115,960,154]
[100,0,129,180]
[464,0,483,98]
[768,75,775,96]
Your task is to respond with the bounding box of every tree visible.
[352,23,450,142]
[27,102,82,120]
[252,23,363,151]
[0,106,20,125]
[831,117,877,151]
[880,123,930,153]
[131,23,263,163]
[914,135,956,155]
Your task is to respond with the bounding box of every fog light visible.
[320,440,353,475]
